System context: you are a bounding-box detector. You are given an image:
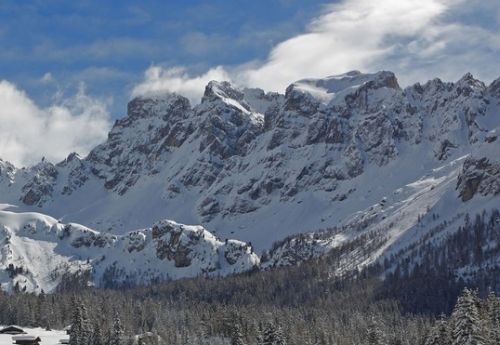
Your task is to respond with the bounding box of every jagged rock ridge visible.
[0,211,258,293]
[0,70,498,291]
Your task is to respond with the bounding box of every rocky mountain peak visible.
[455,72,486,96]
[287,70,400,103]
[56,152,82,167]
[202,81,249,109]
[281,71,401,121]
[0,159,16,184]
[488,77,500,99]
[127,93,191,120]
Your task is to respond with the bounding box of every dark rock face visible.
[356,114,396,165]
[457,157,500,202]
[489,78,500,101]
[224,241,247,265]
[436,140,458,161]
[127,94,191,122]
[20,162,58,206]
[153,222,198,267]
[57,153,91,195]
[197,81,264,159]
[284,84,321,117]
[150,220,257,270]
[126,231,147,253]
[87,94,193,194]
[0,160,15,182]
[71,233,110,248]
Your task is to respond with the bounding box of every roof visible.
[12,336,41,341]
[0,326,26,334]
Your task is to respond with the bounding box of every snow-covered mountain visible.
[0,70,498,292]
[0,209,258,293]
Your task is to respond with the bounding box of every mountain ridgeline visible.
[0,70,499,292]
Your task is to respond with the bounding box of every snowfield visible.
[0,327,67,345]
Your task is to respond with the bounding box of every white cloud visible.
[132,0,500,102]
[0,81,111,167]
[131,65,231,105]
[242,0,447,90]
[41,72,54,83]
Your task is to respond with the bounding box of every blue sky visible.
[0,0,499,166]
[0,0,329,115]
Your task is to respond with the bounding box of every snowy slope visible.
[0,211,258,293]
[0,70,498,291]
[263,138,500,277]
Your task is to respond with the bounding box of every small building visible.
[63,326,71,335]
[0,326,26,335]
[12,335,41,345]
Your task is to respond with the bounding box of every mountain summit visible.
[0,71,498,292]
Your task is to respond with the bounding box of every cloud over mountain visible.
[0,81,111,166]
[133,0,500,102]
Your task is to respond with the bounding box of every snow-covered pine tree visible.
[261,323,286,345]
[256,322,264,345]
[231,322,245,345]
[69,299,90,345]
[492,295,500,345]
[451,288,485,345]
[69,302,82,345]
[274,325,286,345]
[425,316,451,345]
[482,291,500,345]
[80,303,91,345]
[366,317,385,345]
[262,323,276,345]
[90,321,104,345]
[110,312,124,345]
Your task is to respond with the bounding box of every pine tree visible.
[256,322,264,345]
[261,323,286,345]
[231,323,245,345]
[366,317,385,345]
[90,321,104,345]
[69,299,91,345]
[425,317,451,345]
[80,303,91,345]
[69,302,82,345]
[262,323,276,345]
[451,289,485,345]
[110,312,124,345]
[482,291,500,345]
[69,299,90,345]
[274,325,286,345]
[492,296,500,345]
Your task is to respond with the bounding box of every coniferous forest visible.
[0,211,499,345]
